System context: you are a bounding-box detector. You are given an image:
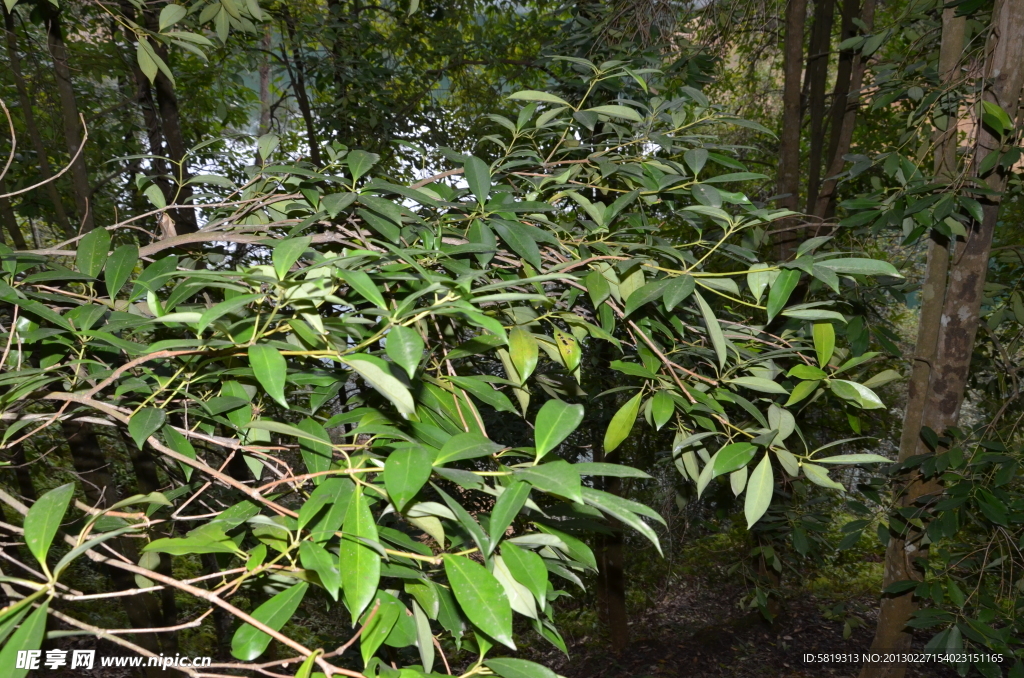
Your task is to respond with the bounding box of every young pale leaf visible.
[816,453,892,464]
[813,322,835,368]
[272,236,312,280]
[76,227,110,279]
[744,454,774,528]
[693,291,727,370]
[488,481,531,551]
[411,599,434,672]
[23,483,74,568]
[230,583,309,660]
[603,392,642,454]
[485,658,559,678]
[340,487,381,621]
[829,379,885,409]
[386,325,424,379]
[492,555,537,618]
[508,328,539,383]
[802,463,846,491]
[464,156,491,204]
[104,244,138,298]
[299,541,340,601]
[533,399,584,459]
[129,408,166,449]
[343,354,415,418]
[384,446,432,512]
[443,555,515,649]
[249,345,289,409]
[766,269,800,321]
[0,601,49,678]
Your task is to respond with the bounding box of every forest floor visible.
[526,573,962,678]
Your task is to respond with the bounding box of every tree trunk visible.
[4,7,74,237]
[282,12,322,167]
[859,1,1024,675]
[259,27,273,137]
[823,0,861,185]
[804,0,836,211]
[42,8,95,234]
[812,0,877,218]
[0,175,28,248]
[773,0,808,259]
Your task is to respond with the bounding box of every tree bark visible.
[812,0,877,218]
[804,0,836,211]
[42,7,95,233]
[259,27,273,137]
[823,0,861,184]
[858,1,1024,675]
[773,0,808,259]
[0,175,28,248]
[4,7,74,237]
[282,12,322,166]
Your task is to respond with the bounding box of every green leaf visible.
[128,407,166,449]
[651,390,674,430]
[198,294,261,333]
[249,345,289,409]
[508,90,571,106]
[785,379,820,406]
[359,593,401,665]
[104,244,138,298]
[297,418,332,481]
[485,658,559,678]
[603,392,642,454]
[346,150,379,183]
[343,354,415,418]
[813,323,835,368]
[450,375,517,413]
[533,399,584,459]
[743,454,773,528]
[443,554,514,649]
[586,104,643,122]
[516,460,582,503]
[573,462,651,478]
[434,432,502,465]
[23,483,74,568]
[816,454,891,464]
[802,463,845,491]
[299,541,340,601]
[488,481,531,550]
[338,270,387,310]
[580,487,662,554]
[491,221,542,269]
[713,443,756,477]
[663,275,695,311]
[273,236,312,280]
[384,446,432,512]
[158,3,187,30]
[584,270,610,307]
[766,269,800,321]
[623,279,669,316]
[746,264,773,302]
[76,227,110,279]
[340,487,381,621]
[386,326,424,379]
[727,377,788,394]
[501,542,547,606]
[817,258,900,277]
[257,133,279,161]
[230,583,309,660]
[782,309,847,322]
[0,601,49,678]
[508,327,539,383]
[829,379,885,409]
[694,291,727,369]
[464,156,491,205]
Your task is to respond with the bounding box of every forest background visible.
[0,0,1022,677]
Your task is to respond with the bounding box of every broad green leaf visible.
[338,270,387,310]
[198,294,261,333]
[727,376,788,394]
[0,600,48,678]
[694,291,727,369]
[603,392,642,454]
[257,133,279,161]
[516,460,582,503]
[104,244,138,298]
[443,555,514,649]
[584,270,610,307]
[343,354,415,418]
[713,442,756,477]
[508,90,571,106]
[785,379,820,406]
[829,379,885,409]
[230,583,309,660]
[580,488,663,554]
[249,345,289,409]
[813,322,835,368]
[501,542,548,607]
[129,407,166,449]
[766,269,800,321]
[76,227,110,279]
[384,446,432,512]
[493,554,537,618]
[534,523,596,570]
[412,599,434,672]
[486,657,559,678]
[663,275,695,311]
[746,264,773,302]
[816,454,891,464]
[299,541,340,601]
[340,487,381,620]
[817,257,900,277]
[488,481,531,551]
[303,477,354,540]
[346,149,379,182]
[802,463,845,491]
[782,309,846,322]
[23,483,74,568]
[464,156,491,204]
[386,325,424,379]
[651,390,674,430]
[272,236,312,280]
[297,418,332,482]
[586,104,643,122]
[450,375,517,413]
[491,221,542,269]
[434,432,502,465]
[533,399,584,459]
[358,593,403,664]
[744,454,773,528]
[623,279,669,316]
[508,327,539,383]
[553,328,581,371]
[434,485,491,555]
[789,364,827,380]
[158,3,187,30]
[574,462,651,478]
